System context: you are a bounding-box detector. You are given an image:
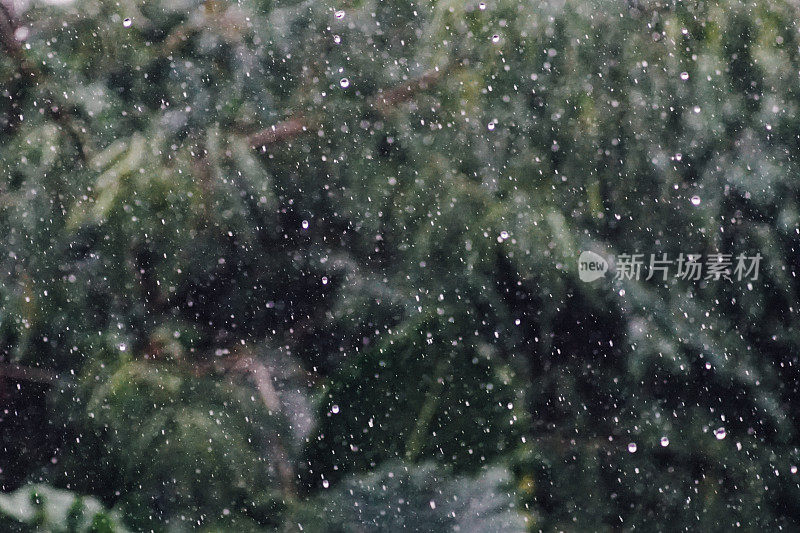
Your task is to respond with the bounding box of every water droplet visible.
[334,10,345,19]
[491,34,501,43]
[792,465,798,474]
[691,195,701,206]
[14,27,29,41]
[301,220,309,229]
[322,276,329,285]
[628,442,637,453]
[487,122,496,131]
[499,230,509,240]
[660,436,669,447]
[122,18,132,28]
[333,35,341,44]
[340,78,350,88]
[429,500,436,509]
[331,404,340,414]
[714,427,726,440]
[680,71,689,81]
[479,2,486,9]
[322,479,330,488]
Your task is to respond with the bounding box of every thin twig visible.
[370,68,445,113]
[248,117,309,148]
[0,362,57,384]
[246,67,448,150]
[228,355,297,499]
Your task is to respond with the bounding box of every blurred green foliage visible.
[0,484,127,532]
[2,0,800,530]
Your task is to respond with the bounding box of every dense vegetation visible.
[2,0,800,530]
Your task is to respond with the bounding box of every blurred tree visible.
[1,0,800,530]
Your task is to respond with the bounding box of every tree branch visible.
[370,68,445,113]
[0,362,57,384]
[190,353,299,498]
[248,116,309,149]
[246,67,447,150]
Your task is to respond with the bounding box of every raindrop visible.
[487,121,496,131]
[628,442,637,453]
[491,34,501,43]
[499,230,509,240]
[429,500,436,509]
[714,427,726,440]
[333,35,341,44]
[340,78,350,88]
[690,195,701,206]
[13,27,29,41]
[322,276,329,285]
[479,2,486,9]
[301,220,309,229]
[331,405,340,414]
[792,465,798,474]
[660,436,669,447]
[680,71,689,81]
[334,10,345,19]
[122,18,132,28]
[322,479,330,488]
